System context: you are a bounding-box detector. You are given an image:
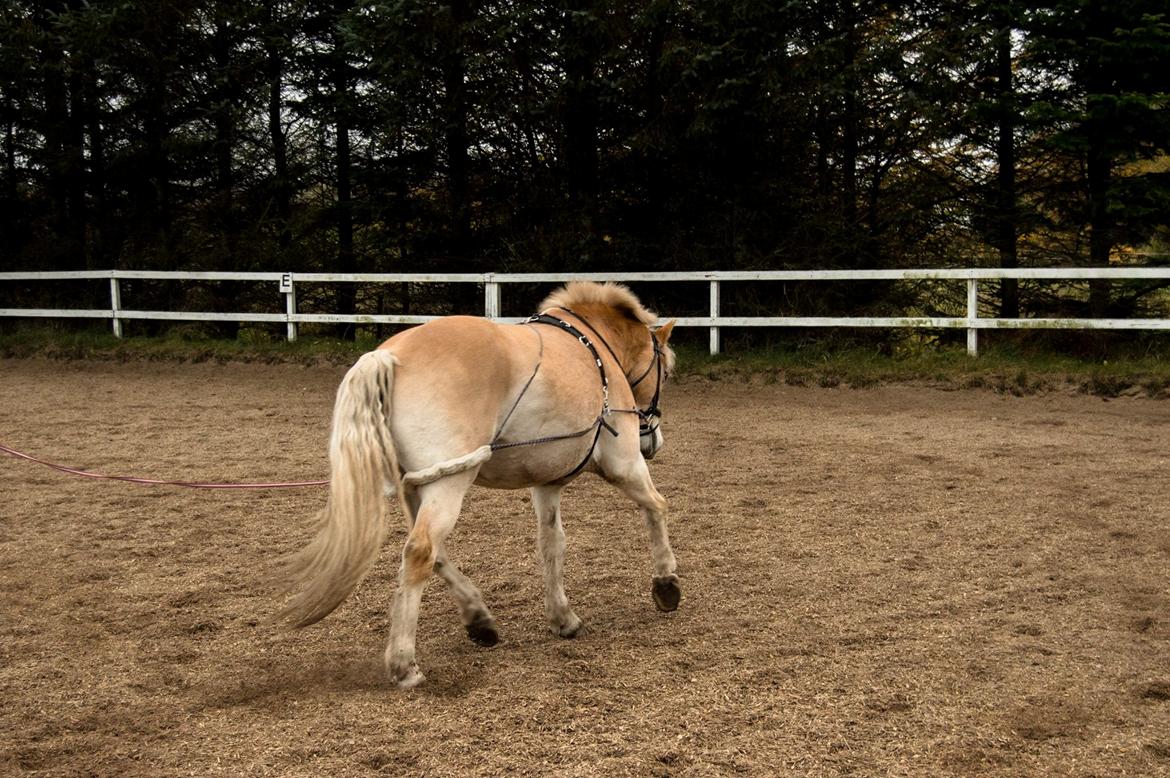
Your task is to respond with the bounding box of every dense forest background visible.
[1,0,1168,341]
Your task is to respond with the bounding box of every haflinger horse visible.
[278,281,679,688]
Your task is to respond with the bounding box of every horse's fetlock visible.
[555,612,584,638]
[390,661,425,689]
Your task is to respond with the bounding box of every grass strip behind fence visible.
[1,326,1168,398]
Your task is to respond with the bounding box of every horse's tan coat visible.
[279,282,679,686]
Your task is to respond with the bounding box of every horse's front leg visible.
[612,459,680,612]
[531,484,583,637]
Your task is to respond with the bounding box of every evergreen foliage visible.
[0,0,1167,331]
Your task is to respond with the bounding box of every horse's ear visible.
[655,319,677,344]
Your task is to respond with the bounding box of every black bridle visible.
[490,307,665,480]
[548,307,664,446]
[628,325,664,444]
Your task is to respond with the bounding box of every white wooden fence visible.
[1,268,1168,356]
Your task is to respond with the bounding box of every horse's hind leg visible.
[402,486,499,647]
[435,550,499,647]
[386,471,476,688]
[532,485,583,637]
[611,459,680,612]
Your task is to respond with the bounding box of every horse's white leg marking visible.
[385,470,477,688]
[531,484,583,637]
[402,485,498,646]
[610,457,681,612]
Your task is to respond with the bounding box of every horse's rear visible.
[278,282,679,688]
[383,316,527,472]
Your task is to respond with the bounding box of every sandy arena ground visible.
[1,358,1169,776]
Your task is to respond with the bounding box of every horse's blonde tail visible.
[278,349,405,628]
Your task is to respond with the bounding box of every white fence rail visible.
[1,268,1168,356]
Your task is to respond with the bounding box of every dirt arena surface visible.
[2,357,1169,776]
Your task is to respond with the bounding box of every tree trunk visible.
[212,16,240,338]
[141,66,172,267]
[440,0,471,266]
[994,8,1019,319]
[840,2,859,240]
[212,19,236,268]
[814,97,830,201]
[3,91,15,205]
[842,88,858,230]
[332,0,356,338]
[562,0,600,255]
[80,50,107,270]
[267,26,291,252]
[641,0,669,261]
[519,50,540,175]
[1086,131,1111,317]
[1084,48,1112,319]
[65,52,88,271]
[39,5,71,270]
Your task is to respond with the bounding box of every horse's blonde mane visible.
[539,282,657,325]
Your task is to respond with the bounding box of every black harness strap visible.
[527,312,612,415]
[556,306,662,427]
[488,312,619,481]
[488,308,663,481]
[555,307,625,379]
[493,326,544,439]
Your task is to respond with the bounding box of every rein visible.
[0,442,329,489]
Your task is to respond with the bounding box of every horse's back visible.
[386,315,497,367]
[377,315,609,487]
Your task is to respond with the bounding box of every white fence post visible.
[484,274,501,319]
[709,280,721,355]
[109,276,123,338]
[966,279,979,357]
[280,273,297,342]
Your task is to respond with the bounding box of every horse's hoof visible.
[652,575,681,612]
[392,663,426,689]
[555,613,583,638]
[466,614,500,647]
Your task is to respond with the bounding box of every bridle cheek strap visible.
[632,330,664,431]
